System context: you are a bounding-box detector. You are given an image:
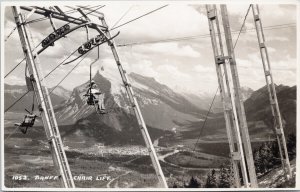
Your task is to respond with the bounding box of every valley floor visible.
[3,126,296,188]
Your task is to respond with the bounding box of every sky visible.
[3,3,297,96]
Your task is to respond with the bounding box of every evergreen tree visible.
[185,176,201,188]
[218,164,231,188]
[287,133,296,160]
[254,141,281,175]
[205,169,218,188]
[254,147,263,174]
[172,182,178,188]
[270,141,281,165]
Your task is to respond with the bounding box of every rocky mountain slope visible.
[182,87,254,113]
[180,84,296,142]
[4,84,71,112]
[52,71,207,145]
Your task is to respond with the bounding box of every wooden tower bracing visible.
[206,4,258,188]
[251,4,292,178]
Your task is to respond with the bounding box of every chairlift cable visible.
[4,31,90,113]
[5,5,106,78]
[4,58,26,78]
[233,5,252,49]
[5,126,20,140]
[4,90,30,113]
[5,40,42,78]
[49,52,91,96]
[111,6,134,29]
[117,23,295,47]
[4,26,17,42]
[42,48,78,79]
[110,5,168,31]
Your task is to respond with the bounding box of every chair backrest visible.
[24,115,35,125]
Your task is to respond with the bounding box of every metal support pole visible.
[99,16,168,188]
[220,5,258,187]
[12,6,75,188]
[251,4,292,178]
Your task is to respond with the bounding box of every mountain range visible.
[4,84,71,112]
[4,72,296,146]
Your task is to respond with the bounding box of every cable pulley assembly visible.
[78,33,112,55]
[63,31,120,65]
[42,24,71,47]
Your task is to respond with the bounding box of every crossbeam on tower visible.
[12,6,75,188]
[251,4,292,178]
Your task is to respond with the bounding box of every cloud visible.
[105,4,208,41]
[3,4,297,94]
[194,64,214,73]
[128,59,158,78]
[137,42,200,58]
[5,75,26,85]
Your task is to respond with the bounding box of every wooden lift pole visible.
[220,5,258,187]
[251,4,292,178]
[207,5,258,187]
[206,4,244,187]
[12,6,75,188]
[98,16,168,188]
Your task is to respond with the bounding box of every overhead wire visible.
[5,5,104,79]
[110,5,168,31]
[5,37,43,78]
[48,52,91,95]
[4,50,90,113]
[5,5,106,113]
[5,90,30,113]
[5,126,21,140]
[42,48,79,80]
[233,5,252,48]
[4,58,25,78]
[64,5,100,14]
[111,6,134,29]
[117,23,296,47]
[4,26,17,42]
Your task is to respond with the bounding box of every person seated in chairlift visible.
[14,114,37,134]
[85,81,106,113]
[86,80,101,98]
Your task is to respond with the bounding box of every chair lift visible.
[83,46,107,115]
[14,96,38,134]
[14,113,38,134]
[14,66,39,134]
[84,81,106,114]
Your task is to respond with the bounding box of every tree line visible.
[171,133,296,188]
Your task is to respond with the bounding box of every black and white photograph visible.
[1,1,298,190]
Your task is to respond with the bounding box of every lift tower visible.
[206,5,258,187]
[251,4,292,178]
[12,6,75,188]
[13,5,168,188]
